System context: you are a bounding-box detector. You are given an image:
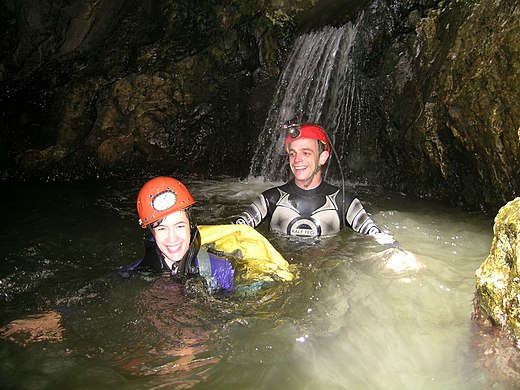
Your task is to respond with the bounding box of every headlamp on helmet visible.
[283,121,331,153]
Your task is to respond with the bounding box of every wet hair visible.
[316,139,327,155]
[147,206,200,277]
[149,207,197,231]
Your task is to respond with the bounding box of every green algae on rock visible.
[475,198,520,344]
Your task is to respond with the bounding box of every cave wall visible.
[0,0,518,213]
[0,0,289,179]
[379,0,519,211]
[317,0,518,212]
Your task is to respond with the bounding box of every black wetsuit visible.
[234,179,383,238]
[126,229,234,291]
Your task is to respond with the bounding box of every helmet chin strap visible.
[174,227,200,277]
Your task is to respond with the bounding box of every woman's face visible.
[151,210,191,263]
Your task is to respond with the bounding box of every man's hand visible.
[372,232,395,245]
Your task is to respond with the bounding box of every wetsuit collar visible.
[140,227,201,277]
[288,178,327,195]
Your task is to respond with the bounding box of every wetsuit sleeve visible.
[344,198,395,245]
[120,236,164,276]
[233,193,269,228]
[345,198,382,235]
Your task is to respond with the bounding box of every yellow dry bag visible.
[198,224,294,283]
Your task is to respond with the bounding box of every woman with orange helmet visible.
[128,176,234,292]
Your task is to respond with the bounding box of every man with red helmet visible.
[234,122,394,244]
[127,176,235,292]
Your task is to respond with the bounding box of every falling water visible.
[249,21,361,181]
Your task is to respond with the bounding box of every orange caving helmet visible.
[284,123,331,153]
[137,176,196,228]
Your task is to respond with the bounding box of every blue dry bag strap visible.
[197,248,214,290]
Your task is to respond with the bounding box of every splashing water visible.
[250,22,360,181]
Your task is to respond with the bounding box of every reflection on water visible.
[0,177,516,389]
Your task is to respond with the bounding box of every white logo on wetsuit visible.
[271,193,323,237]
[289,218,320,237]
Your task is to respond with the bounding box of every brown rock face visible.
[0,0,518,213]
[473,197,520,383]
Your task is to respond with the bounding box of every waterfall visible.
[249,21,361,181]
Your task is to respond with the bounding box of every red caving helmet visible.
[284,123,331,153]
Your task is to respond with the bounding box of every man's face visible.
[151,210,191,263]
[287,137,329,189]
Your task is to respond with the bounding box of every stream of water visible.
[0,176,514,389]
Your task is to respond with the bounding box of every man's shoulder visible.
[320,180,357,201]
[262,183,288,199]
[319,180,340,192]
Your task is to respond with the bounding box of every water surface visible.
[0,177,514,389]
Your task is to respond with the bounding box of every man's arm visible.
[234,194,269,228]
[345,198,395,245]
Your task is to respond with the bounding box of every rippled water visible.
[0,177,515,389]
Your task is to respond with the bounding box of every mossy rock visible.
[475,197,520,343]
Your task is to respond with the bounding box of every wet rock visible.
[470,316,520,386]
[472,197,520,383]
[96,136,135,169]
[0,0,517,214]
[416,0,519,211]
[361,0,519,212]
[475,197,520,342]
[16,145,69,172]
